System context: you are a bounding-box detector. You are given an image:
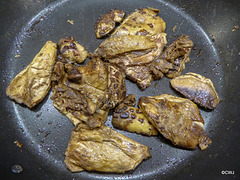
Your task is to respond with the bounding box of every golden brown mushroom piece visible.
[65,123,151,173]
[139,94,212,150]
[170,72,220,109]
[95,9,125,38]
[150,34,193,79]
[6,41,57,108]
[112,94,158,136]
[58,37,89,64]
[51,58,109,128]
[102,63,126,110]
[111,7,166,36]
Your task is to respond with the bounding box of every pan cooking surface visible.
[3,0,227,179]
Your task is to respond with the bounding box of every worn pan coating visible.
[0,0,239,179]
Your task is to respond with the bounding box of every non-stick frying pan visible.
[0,0,239,179]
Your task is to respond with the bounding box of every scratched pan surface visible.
[0,0,239,179]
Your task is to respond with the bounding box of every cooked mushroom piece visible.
[64,63,82,82]
[95,9,125,38]
[111,7,166,37]
[112,94,158,136]
[6,41,57,108]
[51,58,109,128]
[150,34,193,79]
[102,63,126,110]
[124,65,153,90]
[58,37,89,64]
[170,72,220,109]
[138,94,212,150]
[65,123,151,173]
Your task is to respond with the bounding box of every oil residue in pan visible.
[4,0,223,179]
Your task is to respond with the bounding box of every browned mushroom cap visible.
[58,37,89,64]
[95,9,125,38]
[170,72,220,109]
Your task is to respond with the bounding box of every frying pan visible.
[0,0,239,179]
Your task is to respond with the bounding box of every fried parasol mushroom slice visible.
[65,123,151,173]
[6,41,57,108]
[51,58,109,128]
[61,58,108,105]
[150,35,193,79]
[93,34,157,65]
[170,72,220,109]
[50,84,98,125]
[111,7,166,37]
[139,94,212,150]
[58,37,89,64]
[102,63,126,110]
[95,9,125,38]
[124,65,153,90]
[112,94,158,136]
